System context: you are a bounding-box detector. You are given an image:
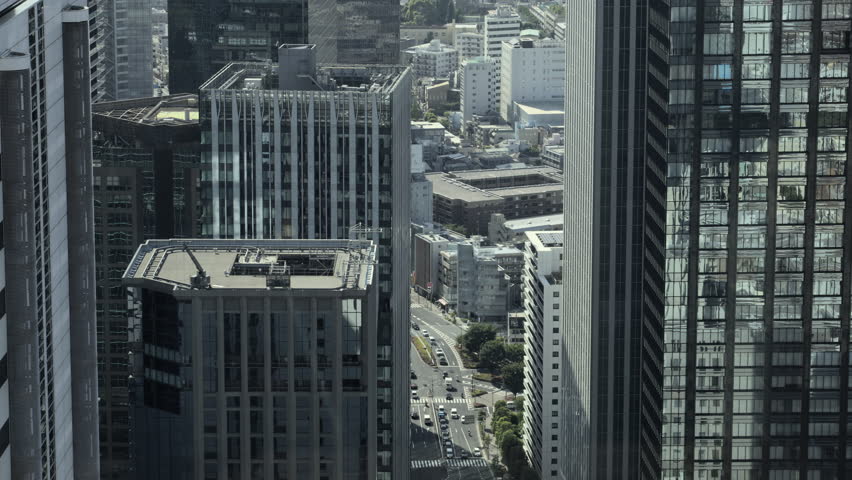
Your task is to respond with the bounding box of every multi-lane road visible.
[409,300,496,480]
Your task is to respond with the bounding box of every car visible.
[445,447,454,459]
[460,451,469,459]
[440,423,448,430]
[450,408,459,419]
[473,448,482,457]
[411,383,418,390]
[439,358,448,366]
[442,371,448,378]
[444,439,452,446]
[411,411,419,419]
[430,338,437,344]
[437,412,446,419]
[410,371,417,379]
[446,393,453,400]
[445,384,455,391]
[435,348,444,355]
[438,405,445,412]
[424,414,432,425]
[441,431,450,438]
[422,331,428,337]
[439,417,448,424]
[411,392,419,400]
[412,323,420,330]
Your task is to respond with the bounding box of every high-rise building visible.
[123,239,378,480]
[521,231,563,478]
[0,3,100,479]
[309,0,399,65]
[662,2,852,478]
[561,0,668,478]
[91,94,202,478]
[89,0,154,102]
[167,0,308,94]
[499,35,565,124]
[460,56,499,123]
[198,44,412,479]
[483,5,520,60]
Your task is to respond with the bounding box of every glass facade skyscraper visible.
[308,0,400,64]
[663,1,852,478]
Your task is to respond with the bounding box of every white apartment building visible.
[460,56,499,123]
[483,5,520,60]
[456,31,484,63]
[409,40,459,78]
[521,231,563,478]
[500,36,566,123]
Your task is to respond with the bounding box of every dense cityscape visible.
[0,0,849,479]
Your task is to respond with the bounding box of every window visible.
[742,32,771,54]
[781,31,811,54]
[704,33,734,55]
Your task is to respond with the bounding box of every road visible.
[409,298,497,480]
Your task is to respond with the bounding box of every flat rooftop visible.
[427,167,564,203]
[93,94,199,126]
[502,213,564,231]
[124,239,375,293]
[200,62,407,94]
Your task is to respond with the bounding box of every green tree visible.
[501,362,525,395]
[462,323,497,354]
[505,343,525,363]
[478,339,506,371]
[423,110,438,122]
[499,431,522,457]
[411,101,424,121]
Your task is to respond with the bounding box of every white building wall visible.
[456,32,484,63]
[410,40,458,78]
[482,6,520,60]
[459,57,498,123]
[500,38,566,123]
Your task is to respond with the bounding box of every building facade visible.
[408,40,458,79]
[167,0,308,94]
[483,5,520,60]
[92,94,202,478]
[561,0,668,478]
[456,31,484,64]
[0,3,100,479]
[124,239,378,480]
[499,36,565,123]
[439,242,523,320]
[663,2,852,478]
[199,47,412,479]
[521,231,563,478]
[308,0,399,65]
[89,0,153,102]
[460,56,500,123]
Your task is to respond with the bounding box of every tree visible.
[423,110,439,122]
[478,339,507,371]
[411,101,424,121]
[462,323,497,354]
[505,343,525,363]
[501,362,525,395]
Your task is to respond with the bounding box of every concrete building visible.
[412,233,457,299]
[515,102,565,129]
[410,145,434,226]
[0,3,99,479]
[456,31,485,63]
[540,145,564,170]
[521,231,563,478]
[411,121,448,165]
[487,213,564,246]
[499,37,565,123]
[459,56,499,123]
[428,167,563,235]
[308,0,400,65]
[199,46,411,479]
[506,312,525,344]
[89,0,153,101]
[438,242,523,320]
[408,40,458,79]
[483,5,520,60]
[91,94,202,478]
[123,239,379,480]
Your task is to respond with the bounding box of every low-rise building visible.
[541,144,565,170]
[409,40,459,79]
[521,231,563,478]
[412,121,448,164]
[515,102,565,128]
[487,213,564,245]
[429,167,564,235]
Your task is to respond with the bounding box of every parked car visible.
[442,430,450,438]
[410,371,417,379]
[412,391,419,400]
[411,383,418,390]
[440,423,448,430]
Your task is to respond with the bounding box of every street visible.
[409,296,500,480]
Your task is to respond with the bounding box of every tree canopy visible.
[403,0,455,26]
[459,323,497,354]
[501,362,525,395]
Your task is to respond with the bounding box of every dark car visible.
[442,371,448,378]
[412,323,420,330]
[446,393,453,400]
[411,411,419,419]
[411,371,417,379]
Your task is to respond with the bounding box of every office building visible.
[521,231,563,478]
[483,5,520,60]
[199,45,412,479]
[92,94,202,478]
[456,31,484,63]
[487,213,564,246]
[408,40,458,79]
[438,241,524,319]
[412,232,458,299]
[661,2,852,478]
[561,0,668,478]
[309,0,399,64]
[167,0,307,94]
[499,36,565,124]
[429,168,564,235]
[411,145,434,226]
[0,3,99,479]
[89,0,153,101]
[123,239,378,480]
[459,56,500,123]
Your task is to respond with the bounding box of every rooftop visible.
[516,102,565,116]
[530,231,564,248]
[92,94,199,126]
[123,239,375,293]
[502,214,564,231]
[427,167,564,203]
[412,121,447,131]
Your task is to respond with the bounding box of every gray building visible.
[412,232,458,299]
[89,0,153,101]
[662,2,852,479]
[487,212,563,246]
[308,0,399,65]
[439,241,523,320]
[561,0,668,478]
[92,94,202,478]
[124,239,378,480]
[0,3,99,479]
[199,46,412,479]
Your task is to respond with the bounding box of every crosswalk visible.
[412,397,473,406]
[410,458,488,469]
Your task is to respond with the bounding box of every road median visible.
[412,335,435,366]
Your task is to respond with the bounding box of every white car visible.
[438,405,445,413]
[450,408,459,419]
[473,447,482,457]
[445,447,454,459]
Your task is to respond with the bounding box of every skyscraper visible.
[309,0,400,64]
[198,45,412,479]
[0,3,99,479]
[124,239,379,480]
[663,2,852,478]
[89,0,154,102]
[91,94,202,478]
[167,0,308,94]
[561,0,669,478]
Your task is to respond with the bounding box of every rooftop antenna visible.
[183,244,211,289]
